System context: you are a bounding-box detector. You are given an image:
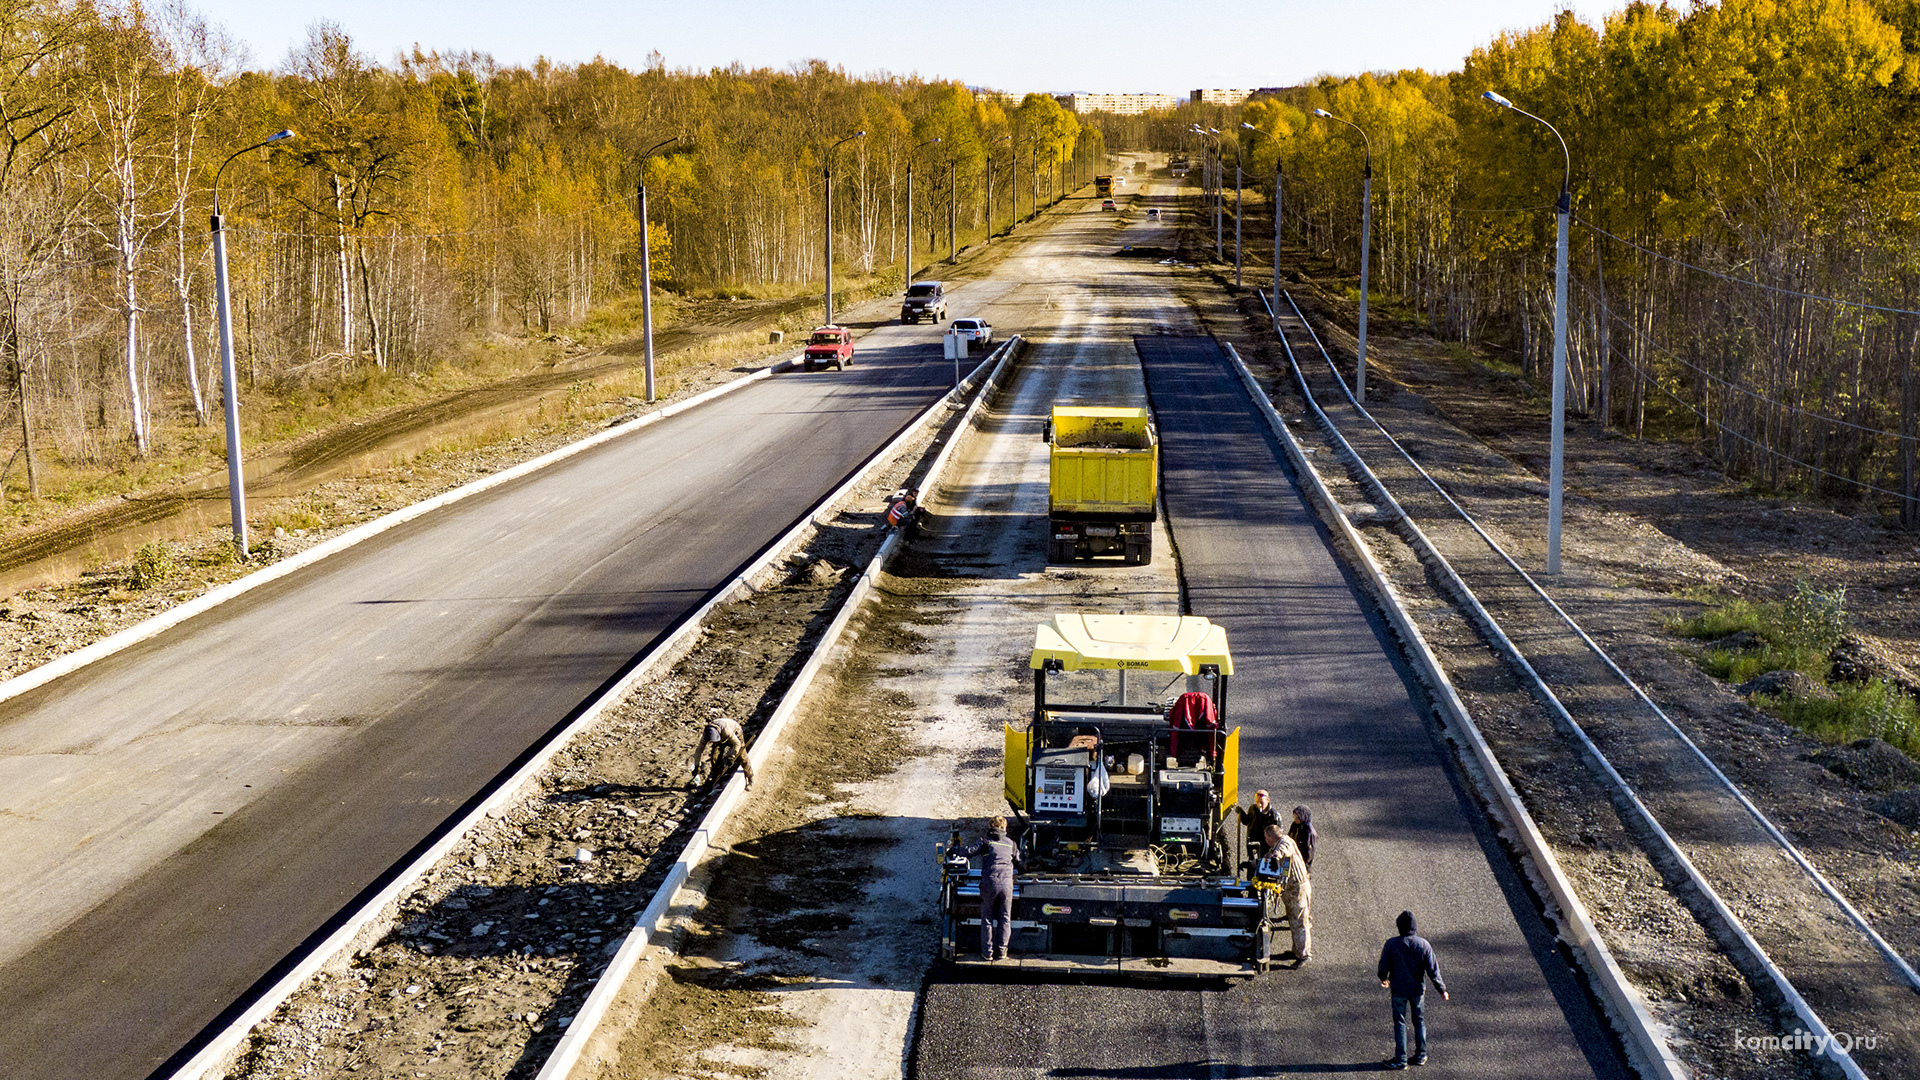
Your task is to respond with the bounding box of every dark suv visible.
[900,281,947,323]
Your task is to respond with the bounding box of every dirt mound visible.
[1875,790,1920,828]
[1807,738,1920,792]
[1828,634,1920,695]
[1735,668,1835,701]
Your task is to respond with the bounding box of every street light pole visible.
[905,136,940,286]
[1242,122,1282,309]
[988,134,1010,243]
[824,130,866,326]
[1209,128,1224,261]
[210,128,295,561]
[636,135,678,403]
[948,157,956,263]
[1313,108,1373,402]
[1483,89,1572,575]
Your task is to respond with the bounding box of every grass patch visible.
[1672,581,1920,757]
[1773,680,1920,757]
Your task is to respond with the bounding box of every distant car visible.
[950,317,993,346]
[1101,199,1117,211]
[802,325,854,371]
[900,280,948,323]
[1146,207,1161,219]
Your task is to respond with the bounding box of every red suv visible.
[802,326,854,371]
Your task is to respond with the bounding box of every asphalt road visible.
[910,216,1630,1073]
[0,322,961,1080]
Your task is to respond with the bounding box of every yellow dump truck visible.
[1047,406,1157,565]
[937,613,1266,977]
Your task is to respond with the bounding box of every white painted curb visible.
[165,340,1005,1080]
[1221,340,1691,1080]
[533,335,1024,1080]
[0,351,810,711]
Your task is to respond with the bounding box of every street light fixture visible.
[1312,107,1374,403]
[824,130,866,326]
[1242,122,1282,310]
[210,127,295,561]
[636,135,679,403]
[905,136,940,284]
[1482,88,1572,575]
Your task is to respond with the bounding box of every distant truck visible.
[1046,406,1157,564]
[802,325,853,370]
[1095,175,1114,197]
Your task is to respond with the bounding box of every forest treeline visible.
[0,0,1099,487]
[1202,0,1920,524]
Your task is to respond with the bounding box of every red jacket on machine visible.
[1166,691,1218,762]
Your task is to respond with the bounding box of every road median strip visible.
[532,334,1023,1080]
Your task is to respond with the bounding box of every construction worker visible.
[689,715,755,789]
[958,815,1023,960]
[1378,910,1449,1069]
[1256,824,1311,965]
[1236,789,1281,869]
[1289,804,1317,870]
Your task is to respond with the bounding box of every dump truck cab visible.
[939,613,1268,978]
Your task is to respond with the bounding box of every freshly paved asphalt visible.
[910,332,1631,1078]
[0,328,958,1080]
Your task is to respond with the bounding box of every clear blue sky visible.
[193,0,1621,93]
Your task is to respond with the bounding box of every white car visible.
[950,317,993,346]
[1146,207,1161,220]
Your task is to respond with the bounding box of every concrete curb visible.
[1260,285,1867,1079]
[0,351,812,712]
[1220,339,1691,1080]
[532,334,1024,1080]
[164,340,1001,1080]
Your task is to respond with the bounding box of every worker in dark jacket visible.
[1289,805,1317,869]
[959,815,1023,960]
[1377,910,1449,1069]
[1235,789,1281,869]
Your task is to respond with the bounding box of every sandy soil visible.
[579,169,1187,1080]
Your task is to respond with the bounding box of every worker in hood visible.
[1289,805,1316,869]
[1377,910,1449,1069]
[689,715,755,790]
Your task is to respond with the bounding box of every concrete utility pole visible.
[905,137,940,285]
[988,134,1010,243]
[1242,123,1282,308]
[948,158,957,262]
[1313,108,1373,402]
[823,130,866,326]
[210,128,295,560]
[636,135,678,403]
[1483,89,1572,575]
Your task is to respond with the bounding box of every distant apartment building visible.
[1066,92,1184,115]
[1189,87,1290,107]
[1191,88,1252,107]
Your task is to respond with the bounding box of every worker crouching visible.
[689,715,755,790]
